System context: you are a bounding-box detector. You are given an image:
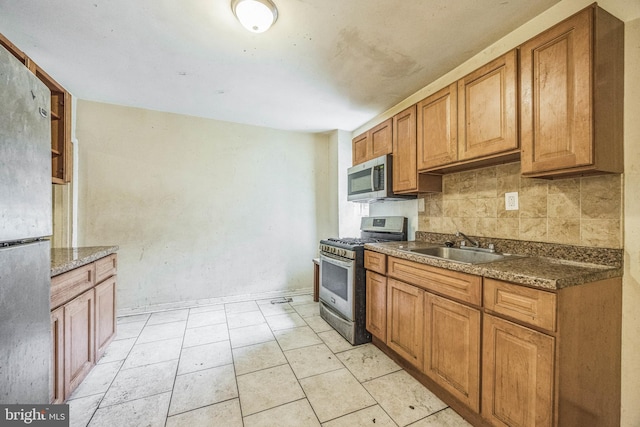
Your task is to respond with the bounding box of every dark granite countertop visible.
[51,246,119,277]
[364,241,622,290]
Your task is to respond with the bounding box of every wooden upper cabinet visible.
[370,119,393,159]
[458,49,518,162]
[393,106,419,192]
[393,105,443,194]
[418,50,519,173]
[352,118,393,166]
[0,32,73,184]
[520,5,623,178]
[352,132,369,166]
[417,83,458,171]
[38,68,73,184]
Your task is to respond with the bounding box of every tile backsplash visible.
[418,162,623,248]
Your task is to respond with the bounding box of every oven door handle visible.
[320,253,353,268]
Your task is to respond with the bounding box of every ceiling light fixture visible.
[231,0,278,33]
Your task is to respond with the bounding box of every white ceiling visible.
[1,0,560,132]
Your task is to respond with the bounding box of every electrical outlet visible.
[505,192,519,211]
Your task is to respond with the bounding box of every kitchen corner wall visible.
[418,163,623,248]
[75,100,333,311]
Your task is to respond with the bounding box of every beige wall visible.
[365,0,640,424]
[76,100,333,311]
[622,15,640,427]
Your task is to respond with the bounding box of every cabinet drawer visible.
[388,257,481,306]
[95,254,117,284]
[364,250,386,274]
[484,278,557,332]
[51,264,95,310]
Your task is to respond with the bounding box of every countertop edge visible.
[51,246,119,277]
[364,242,623,290]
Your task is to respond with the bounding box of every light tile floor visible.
[67,294,472,427]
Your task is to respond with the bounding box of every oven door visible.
[319,253,354,321]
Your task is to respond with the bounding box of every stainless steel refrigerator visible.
[0,44,53,403]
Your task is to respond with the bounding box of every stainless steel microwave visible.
[347,154,415,202]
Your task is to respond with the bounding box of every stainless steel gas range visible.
[318,216,407,345]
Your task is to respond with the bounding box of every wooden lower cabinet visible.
[386,278,424,369]
[482,314,554,427]
[364,250,386,275]
[64,288,95,397]
[50,306,64,404]
[366,253,621,427]
[95,276,117,361]
[365,271,387,341]
[50,253,118,402]
[424,293,480,412]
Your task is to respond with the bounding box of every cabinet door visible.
[417,82,458,170]
[393,105,418,193]
[520,9,592,175]
[366,271,387,341]
[369,118,393,160]
[352,131,369,166]
[64,289,95,399]
[424,293,480,412]
[458,49,518,161]
[482,314,554,427]
[95,276,117,361]
[50,306,64,404]
[387,278,424,369]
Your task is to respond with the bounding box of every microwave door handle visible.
[371,167,376,191]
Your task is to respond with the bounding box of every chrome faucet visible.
[456,231,480,248]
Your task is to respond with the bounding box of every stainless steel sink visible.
[408,246,521,265]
